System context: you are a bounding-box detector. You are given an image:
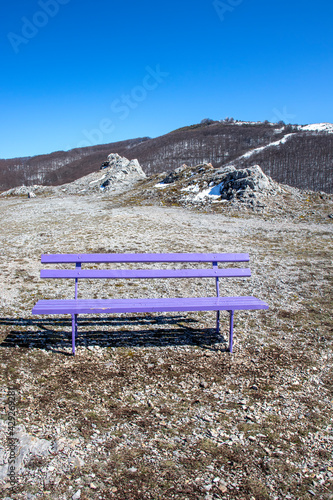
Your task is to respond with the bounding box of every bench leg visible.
[75,314,78,339]
[229,310,234,353]
[71,314,76,356]
[216,310,220,334]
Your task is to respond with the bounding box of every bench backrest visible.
[40,253,251,299]
[41,253,249,263]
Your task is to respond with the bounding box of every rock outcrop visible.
[0,154,146,197]
[0,420,51,480]
[211,164,280,201]
[0,185,50,197]
[156,163,281,209]
[57,153,146,195]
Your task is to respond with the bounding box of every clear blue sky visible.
[1,0,332,158]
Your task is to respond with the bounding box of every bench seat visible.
[32,296,268,315]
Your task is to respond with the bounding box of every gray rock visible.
[0,420,51,478]
[0,185,49,197]
[58,153,146,195]
[204,483,213,491]
[160,165,188,184]
[69,456,85,468]
[169,162,283,209]
[0,464,9,481]
[215,165,278,200]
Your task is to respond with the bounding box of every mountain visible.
[0,138,149,192]
[3,153,332,223]
[1,120,332,193]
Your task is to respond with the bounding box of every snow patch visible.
[181,183,200,193]
[192,182,224,202]
[241,134,294,160]
[231,121,262,126]
[89,175,106,185]
[300,123,333,133]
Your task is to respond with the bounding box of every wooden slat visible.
[40,268,251,279]
[32,296,269,315]
[41,252,250,264]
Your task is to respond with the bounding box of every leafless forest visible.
[0,121,332,193]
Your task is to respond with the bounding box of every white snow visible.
[154,182,168,188]
[193,188,213,201]
[181,183,200,193]
[192,182,224,202]
[300,123,333,133]
[240,133,294,160]
[229,121,262,126]
[89,175,106,185]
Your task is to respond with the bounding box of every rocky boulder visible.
[155,163,282,209]
[56,153,146,195]
[101,153,146,190]
[0,185,50,197]
[213,165,280,201]
[0,420,51,480]
[0,154,146,197]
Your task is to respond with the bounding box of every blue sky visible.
[1,0,332,158]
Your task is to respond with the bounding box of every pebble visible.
[69,456,85,468]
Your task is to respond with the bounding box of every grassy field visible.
[0,194,332,499]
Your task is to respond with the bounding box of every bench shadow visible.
[0,315,229,355]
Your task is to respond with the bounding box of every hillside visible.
[1,120,333,193]
[0,153,332,499]
[0,184,332,499]
[0,138,149,191]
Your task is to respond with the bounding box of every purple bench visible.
[32,253,268,355]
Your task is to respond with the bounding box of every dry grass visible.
[0,194,332,499]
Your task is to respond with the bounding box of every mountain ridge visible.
[1,120,332,193]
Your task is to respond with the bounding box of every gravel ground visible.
[0,193,332,500]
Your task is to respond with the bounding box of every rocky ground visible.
[0,161,333,499]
